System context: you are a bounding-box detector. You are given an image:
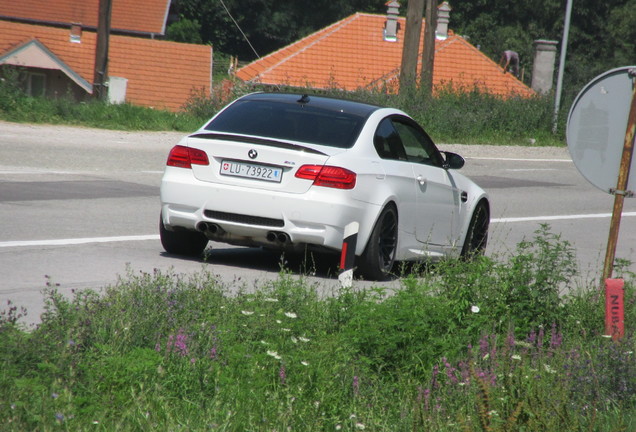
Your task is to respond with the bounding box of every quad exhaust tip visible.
[197,222,221,234]
[267,231,290,243]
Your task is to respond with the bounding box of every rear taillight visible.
[295,165,356,189]
[166,145,209,168]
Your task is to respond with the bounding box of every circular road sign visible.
[567,66,636,194]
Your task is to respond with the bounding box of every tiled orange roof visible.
[236,13,533,98]
[0,0,170,35]
[0,20,211,112]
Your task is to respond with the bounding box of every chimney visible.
[531,39,558,94]
[384,0,400,42]
[436,2,451,40]
[70,23,82,43]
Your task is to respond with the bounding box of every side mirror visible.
[442,151,465,170]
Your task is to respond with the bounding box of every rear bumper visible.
[160,167,379,253]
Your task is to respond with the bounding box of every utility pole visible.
[93,0,112,100]
[552,0,573,133]
[399,0,424,92]
[421,0,437,96]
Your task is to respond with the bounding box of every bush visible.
[0,71,564,144]
[1,228,634,430]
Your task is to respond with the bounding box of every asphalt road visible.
[1,121,635,327]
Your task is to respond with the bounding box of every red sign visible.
[605,278,625,340]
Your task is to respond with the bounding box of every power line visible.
[217,0,260,59]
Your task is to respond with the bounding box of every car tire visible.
[460,201,489,259]
[159,214,208,257]
[357,205,398,281]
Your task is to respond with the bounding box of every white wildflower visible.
[267,350,282,360]
[264,297,279,302]
[284,312,298,319]
[241,310,254,316]
[301,361,309,366]
[299,336,310,343]
[543,364,556,374]
[355,423,366,430]
[291,336,298,344]
[276,319,282,324]
[471,305,480,313]
[281,328,291,332]
[511,354,522,361]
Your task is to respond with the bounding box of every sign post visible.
[602,69,636,281]
[605,279,625,340]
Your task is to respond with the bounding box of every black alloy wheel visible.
[357,205,398,281]
[461,201,489,259]
[159,213,209,257]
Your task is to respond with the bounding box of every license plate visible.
[220,160,283,182]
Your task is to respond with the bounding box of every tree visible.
[169,0,385,61]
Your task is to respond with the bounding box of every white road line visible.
[1,211,635,248]
[467,157,571,163]
[0,235,159,248]
[506,168,557,172]
[493,212,636,223]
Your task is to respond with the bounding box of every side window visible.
[373,118,407,161]
[392,118,443,167]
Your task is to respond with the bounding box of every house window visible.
[27,72,46,97]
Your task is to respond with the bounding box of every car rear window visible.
[204,99,366,148]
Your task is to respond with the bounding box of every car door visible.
[388,116,460,248]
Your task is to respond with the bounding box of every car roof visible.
[239,92,382,118]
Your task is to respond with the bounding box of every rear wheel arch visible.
[356,202,399,281]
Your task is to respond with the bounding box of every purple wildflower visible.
[506,331,515,350]
[550,323,563,351]
[173,329,189,357]
[537,326,545,349]
[353,375,360,395]
[431,365,440,389]
[479,334,489,358]
[166,334,173,353]
[279,365,287,385]
[443,357,458,384]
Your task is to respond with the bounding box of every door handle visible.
[416,175,426,186]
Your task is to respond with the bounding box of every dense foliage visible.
[1,226,635,430]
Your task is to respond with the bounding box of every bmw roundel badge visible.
[248,149,258,159]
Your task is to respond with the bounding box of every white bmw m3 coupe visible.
[160,92,489,280]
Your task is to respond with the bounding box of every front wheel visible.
[461,201,489,259]
[357,205,398,281]
[159,214,208,257]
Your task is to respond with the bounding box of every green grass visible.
[1,225,635,430]
[0,73,566,145]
